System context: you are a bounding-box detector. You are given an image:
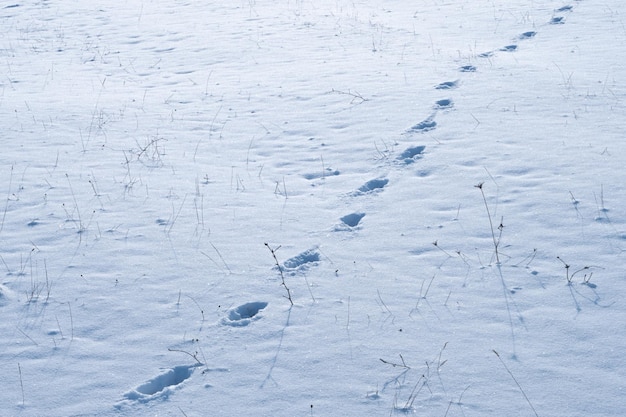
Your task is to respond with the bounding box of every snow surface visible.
[1,0,625,415]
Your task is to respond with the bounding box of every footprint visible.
[283,248,320,271]
[518,31,537,40]
[397,145,425,164]
[478,51,494,58]
[123,365,197,402]
[550,16,565,24]
[407,114,436,133]
[353,178,389,195]
[459,65,477,72]
[340,212,365,228]
[302,168,340,180]
[222,301,268,327]
[434,99,453,110]
[556,5,573,12]
[500,45,518,52]
[435,80,459,90]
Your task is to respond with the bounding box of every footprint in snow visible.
[550,16,565,24]
[122,364,199,403]
[434,99,453,110]
[222,301,268,327]
[336,212,365,230]
[435,80,459,90]
[282,248,320,274]
[500,44,518,52]
[459,65,477,72]
[352,178,389,196]
[397,145,425,165]
[407,114,436,133]
[518,31,537,40]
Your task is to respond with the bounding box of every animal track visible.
[550,16,565,24]
[500,44,518,52]
[222,302,268,327]
[123,365,197,402]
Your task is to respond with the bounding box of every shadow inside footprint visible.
[223,302,268,326]
[434,80,459,90]
[355,178,388,195]
[459,65,477,72]
[397,145,425,164]
[124,365,196,402]
[340,212,365,228]
[518,31,537,40]
[434,99,453,109]
[408,116,436,133]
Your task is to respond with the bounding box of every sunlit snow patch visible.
[122,365,197,402]
[222,301,268,327]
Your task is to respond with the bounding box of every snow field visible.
[1,0,626,416]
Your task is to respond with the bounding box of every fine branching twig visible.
[265,243,293,306]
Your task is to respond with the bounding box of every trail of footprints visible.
[121,4,575,406]
[305,4,577,256]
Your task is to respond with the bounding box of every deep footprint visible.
[223,302,268,327]
[500,44,518,52]
[124,365,196,402]
[354,178,388,195]
[459,65,477,72]
[340,212,365,228]
[397,145,425,164]
[407,115,436,133]
[434,99,453,109]
[283,248,320,271]
[435,80,459,90]
[518,31,537,40]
